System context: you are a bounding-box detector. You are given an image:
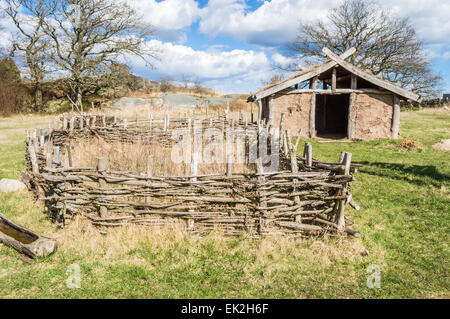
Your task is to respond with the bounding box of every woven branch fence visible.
[24,113,361,238]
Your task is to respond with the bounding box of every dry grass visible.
[70,137,254,176]
[56,215,368,268]
[1,107,449,298]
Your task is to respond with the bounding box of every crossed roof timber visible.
[248,47,421,102]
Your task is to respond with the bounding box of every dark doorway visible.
[315,94,349,138]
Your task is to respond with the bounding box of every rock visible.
[0,178,26,193]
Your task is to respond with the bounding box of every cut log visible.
[0,212,57,258]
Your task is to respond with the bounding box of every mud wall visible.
[271,93,312,138]
[266,92,394,140]
[354,93,394,140]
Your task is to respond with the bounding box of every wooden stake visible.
[190,152,198,182]
[226,154,233,177]
[147,155,154,177]
[146,156,154,204]
[348,92,356,139]
[310,77,317,138]
[66,143,73,167]
[97,157,108,218]
[337,152,352,231]
[268,96,274,126]
[392,95,400,139]
[28,145,39,174]
[303,142,312,167]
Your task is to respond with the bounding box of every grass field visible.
[0,108,449,298]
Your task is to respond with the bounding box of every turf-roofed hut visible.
[247,47,422,140]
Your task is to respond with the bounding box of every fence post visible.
[66,142,73,167]
[28,144,39,174]
[283,130,289,157]
[97,157,108,218]
[256,157,266,235]
[337,152,352,231]
[289,139,301,222]
[166,112,170,131]
[146,155,154,204]
[190,152,198,182]
[53,146,60,166]
[303,142,312,167]
[69,116,74,132]
[339,151,345,164]
[226,154,233,177]
[46,140,52,168]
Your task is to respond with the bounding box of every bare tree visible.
[261,74,284,86]
[286,0,441,97]
[42,0,158,109]
[4,0,55,111]
[192,77,202,93]
[160,76,174,92]
[181,74,191,89]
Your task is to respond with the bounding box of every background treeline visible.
[0,56,216,116]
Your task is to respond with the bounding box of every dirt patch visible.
[395,139,425,150]
[432,139,450,152]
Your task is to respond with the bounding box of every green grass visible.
[0,109,449,298]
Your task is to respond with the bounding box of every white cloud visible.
[386,0,450,44]
[128,39,270,93]
[198,0,450,49]
[198,0,338,46]
[127,0,201,42]
[271,53,294,68]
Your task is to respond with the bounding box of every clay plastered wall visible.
[272,93,312,138]
[354,93,394,140]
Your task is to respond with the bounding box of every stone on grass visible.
[0,178,26,193]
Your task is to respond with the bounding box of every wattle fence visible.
[23,114,361,238]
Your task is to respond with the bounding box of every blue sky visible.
[1,0,449,94]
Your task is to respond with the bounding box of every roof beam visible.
[251,47,356,101]
[280,88,394,95]
[322,47,421,102]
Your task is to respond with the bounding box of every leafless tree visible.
[192,77,203,92]
[261,74,284,86]
[160,76,174,92]
[181,74,191,89]
[3,0,55,111]
[285,0,441,97]
[41,0,158,109]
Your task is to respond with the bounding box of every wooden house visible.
[247,47,421,140]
